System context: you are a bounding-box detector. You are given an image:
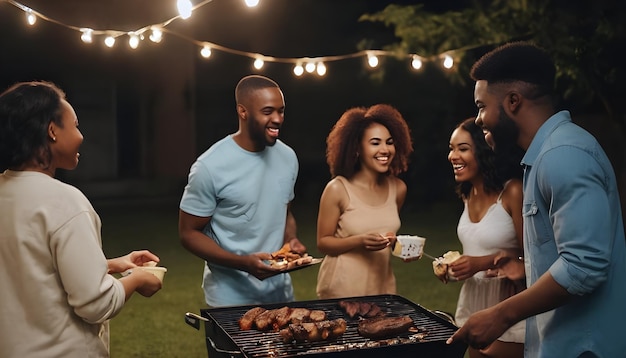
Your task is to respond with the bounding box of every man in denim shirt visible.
[448,42,626,357]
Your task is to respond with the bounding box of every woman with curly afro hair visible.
[315,104,413,299]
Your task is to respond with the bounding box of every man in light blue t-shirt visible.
[448,42,626,358]
[179,75,306,308]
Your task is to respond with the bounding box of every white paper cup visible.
[135,266,167,282]
[392,235,426,259]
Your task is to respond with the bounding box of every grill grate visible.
[200,294,466,358]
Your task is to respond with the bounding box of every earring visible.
[52,137,56,142]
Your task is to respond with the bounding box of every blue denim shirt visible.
[521,111,626,357]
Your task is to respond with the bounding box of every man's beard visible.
[248,114,277,148]
[489,106,520,153]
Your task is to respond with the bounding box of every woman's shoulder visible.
[500,179,523,211]
[324,176,353,197]
[325,176,348,191]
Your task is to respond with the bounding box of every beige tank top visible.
[316,176,400,299]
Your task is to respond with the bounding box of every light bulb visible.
[293,64,304,77]
[253,58,264,70]
[104,36,116,48]
[305,62,316,73]
[367,54,379,68]
[443,54,454,69]
[411,55,423,70]
[245,0,260,7]
[128,33,139,49]
[316,62,327,76]
[26,10,36,26]
[200,45,211,58]
[149,27,163,43]
[177,0,193,19]
[80,28,93,43]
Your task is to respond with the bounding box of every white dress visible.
[454,193,526,343]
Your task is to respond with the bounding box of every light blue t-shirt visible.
[521,111,626,357]
[180,135,299,306]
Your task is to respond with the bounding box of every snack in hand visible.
[432,250,461,282]
[269,243,312,270]
[391,235,426,259]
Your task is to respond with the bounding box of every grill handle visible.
[185,312,208,330]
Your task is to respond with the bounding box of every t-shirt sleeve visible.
[180,160,216,217]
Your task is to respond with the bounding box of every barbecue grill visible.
[185,294,467,358]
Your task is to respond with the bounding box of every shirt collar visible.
[521,110,571,167]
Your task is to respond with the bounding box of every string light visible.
[149,27,163,43]
[4,0,473,79]
[200,44,212,58]
[128,32,140,49]
[367,53,379,68]
[411,55,423,70]
[442,54,454,69]
[176,0,193,19]
[293,64,304,76]
[316,62,327,76]
[253,58,264,70]
[80,28,93,43]
[104,36,116,48]
[25,8,36,25]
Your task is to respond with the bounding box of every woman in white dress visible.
[444,117,525,358]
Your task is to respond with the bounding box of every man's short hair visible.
[470,41,556,97]
[235,75,280,105]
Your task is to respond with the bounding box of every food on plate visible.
[391,235,426,259]
[268,243,314,270]
[240,306,328,331]
[357,315,414,339]
[338,300,385,319]
[432,250,461,283]
[279,318,347,343]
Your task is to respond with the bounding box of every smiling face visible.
[49,99,83,171]
[358,122,395,174]
[448,127,479,183]
[244,86,285,150]
[474,80,519,151]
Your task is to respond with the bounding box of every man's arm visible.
[178,209,280,279]
[448,271,571,349]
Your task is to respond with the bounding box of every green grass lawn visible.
[99,198,465,357]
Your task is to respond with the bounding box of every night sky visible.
[0,0,478,206]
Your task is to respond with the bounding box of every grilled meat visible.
[254,307,282,331]
[357,315,414,339]
[308,309,327,322]
[272,306,293,331]
[338,300,385,319]
[238,307,267,330]
[279,318,347,343]
[243,306,327,331]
